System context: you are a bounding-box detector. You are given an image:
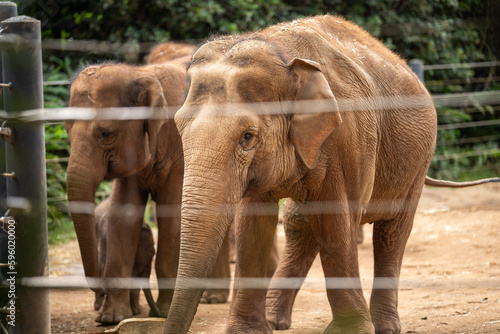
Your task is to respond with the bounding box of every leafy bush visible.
[43,56,72,243]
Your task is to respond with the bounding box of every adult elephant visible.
[65,58,187,323]
[164,15,498,334]
[66,55,236,323]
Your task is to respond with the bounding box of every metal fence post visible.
[0,3,18,333]
[1,15,50,334]
[0,0,17,225]
[409,59,424,82]
[0,2,17,217]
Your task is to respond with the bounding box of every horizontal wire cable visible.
[46,157,69,163]
[426,76,500,86]
[432,148,500,161]
[424,61,500,70]
[436,134,500,146]
[61,197,500,217]
[437,119,500,130]
[3,93,499,122]
[41,39,202,54]
[43,80,70,86]
[432,91,500,108]
[19,276,500,290]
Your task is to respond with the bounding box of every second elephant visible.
[65,58,187,323]
[65,54,248,323]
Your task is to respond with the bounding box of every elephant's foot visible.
[130,302,142,316]
[129,289,142,315]
[266,310,291,330]
[225,306,274,334]
[151,301,170,318]
[370,308,401,334]
[95,291,133,324]
[155,290,174,317]
[265,289,294,330]
[96,306,133,324]
[200,289,229,304]
[226,316,273,334]
[94,290,105,311]
[227,328,273,334]
[323,315,375,334]
[149,308,167,318]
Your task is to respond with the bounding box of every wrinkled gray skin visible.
[94,198,161,317]
[165,15,438,334]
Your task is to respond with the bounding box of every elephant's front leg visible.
[311,202,374,334]
[155,168,182,317]
[227,199,279,334]
[267,198,319,330]
[155,211,180,317]
[97,178,148,324]
[370,196,418,334]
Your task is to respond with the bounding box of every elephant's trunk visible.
[164,165,236,333]
[66,153,105,287]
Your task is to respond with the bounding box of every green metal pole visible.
[0,3,18,333]
[2,15,50,334]
[0,2,16,214]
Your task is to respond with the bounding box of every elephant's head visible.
[165,38,342,332]
[64,64,169,283]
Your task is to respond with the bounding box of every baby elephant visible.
[94,199,161,317]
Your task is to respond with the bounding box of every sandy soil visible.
[49,183,500,333]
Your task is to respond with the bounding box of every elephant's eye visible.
[94,125,116,144]
[98,129,115,144]
[239,131,258,151]
[243,132,253,141]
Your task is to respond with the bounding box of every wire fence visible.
[3,92,500,121]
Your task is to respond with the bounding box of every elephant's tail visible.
[425,176,500,188]
[143,288,162,317]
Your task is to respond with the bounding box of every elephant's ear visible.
[135,76,168,156]
[287,58,342,169]
[64,120,74,135]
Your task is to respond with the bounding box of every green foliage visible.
[43,56,72,243]
[43,56,72,108]
[45,123,73,244]
[20,0,283,42]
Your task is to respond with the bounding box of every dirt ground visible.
[49,183,500,334]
